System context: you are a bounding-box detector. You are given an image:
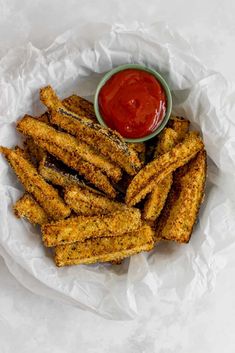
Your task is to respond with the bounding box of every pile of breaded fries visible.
[0,86,207,267]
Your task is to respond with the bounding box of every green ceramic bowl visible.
[94,63,172,143]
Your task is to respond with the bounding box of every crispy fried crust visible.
[38,142,116,197]
[17,115,121,182]
[42,208,141,247]
[40,86,140,175]
[37,111,50,124]
[39,157,77,187]
[39,155,92,189]
[54,223,154,266]
[154,128,179,158]
[168,116,190,140]
[128,142,146,166]
[17,116,117,198]
[126,132,204,206]
[155,150,207,243]
[36,94,96,124]
[143,129,178,221]
[38,155,105,197]
[143,124,189,221]
[62,95,97,122]
[24,137,46,165]
[25,95,97,166]
[37,94,96,125]
[28,94,96,165]
[143,174,173,221]
[13,193,49,225]
[0,147,71,220]
[110,259,123,265]
[128,143,146,154]
[64,185,126,216]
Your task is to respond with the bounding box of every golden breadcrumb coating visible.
[42,208,141,247]
[143,121,189,222]
[143,174,173,221]
[18,115,121,182]
[0,147,70,220]
[126,132,204,206]
[24,137,46,165]
[64,184,127,216]
[38,155,97,191]
[13,193,49,225]
[23,94,95,166]
[167,116,190,141]
[17,115,117,198]
[154,128,179,158]
[54,223,154,266]
[155,150,207,243]
[40,85,141,175]
[62,95,97,121]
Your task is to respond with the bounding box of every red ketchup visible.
[98,69,167,139]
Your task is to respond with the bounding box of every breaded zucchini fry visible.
[17,116,117,198]
[17,115,121,182]
[64,184,126,215]
[38,142,116,198]
[40,86,140,175]
[38,155,98,191]
[126,132,204,206]
[42,208,141,247]
[39,156,77,187]
[13,193,49,225]
[143,124,189,221]
[0,147,70,220]
[54,223,154,266]
[62,95,97,122]
[155,150,207,243]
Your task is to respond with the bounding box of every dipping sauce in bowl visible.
[94,64,172,142]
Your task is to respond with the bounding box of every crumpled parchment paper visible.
[0,23,235,320]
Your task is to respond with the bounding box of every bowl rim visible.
[94,63,172,143]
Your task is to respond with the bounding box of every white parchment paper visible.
[0,23,235,320]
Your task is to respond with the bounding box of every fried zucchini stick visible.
[0,147,71,220]
[126,132,204,206]
[42,208,141,247]
[17,116,117,198]
[38,142,116,198]
[40,86,140,175]
[17,115,121,182]
[39,156,77,187]
[143,124,189,221]
[54,223,154,266]
[62,95,97,122]
[64,185,126,216]
[155,150,207,243]
[38,155,96,190]
[13,194,49,225]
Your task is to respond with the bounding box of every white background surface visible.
[1,1,235,352]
